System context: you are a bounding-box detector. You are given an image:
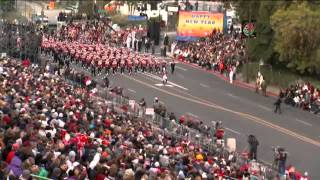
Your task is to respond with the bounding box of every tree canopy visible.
[234,0,320,75]
[271,2,320,74]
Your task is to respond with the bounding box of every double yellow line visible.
[123,74,320,147]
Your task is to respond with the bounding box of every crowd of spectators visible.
[283,82,320,114]
[0,56,289,179]
[0,18,311,179]
[173,30,245,81]
[52,20,148,52]
[54,20,112,44]
[0,22,41,62]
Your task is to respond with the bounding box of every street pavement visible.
[106,61,320,178]
[42,44,320,178]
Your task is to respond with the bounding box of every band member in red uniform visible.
[112,59,118,74]
[120,58,126,74]
[97,59,102,74]
[104,59,110,75]
[127,59,133,75]
[134,58,140,73]
[155,60,161,74]
[141,58,147,73]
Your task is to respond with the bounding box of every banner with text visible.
[177,11,225,41]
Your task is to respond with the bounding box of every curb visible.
[173,58,279,97]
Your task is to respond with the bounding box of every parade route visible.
[105,61,320,179]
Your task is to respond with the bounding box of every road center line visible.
[123,74,320,147]
[225,127,241,135]
[176,66,187,71]
[294,118,312,127]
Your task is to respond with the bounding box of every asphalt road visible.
[42,43,320,178]
[104,62,320,179]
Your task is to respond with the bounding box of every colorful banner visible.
[177,11,225,41]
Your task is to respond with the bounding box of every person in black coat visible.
[104,76,109,88]
[248,134,259,160]
[274,91,283,114]
[170,60,175,74]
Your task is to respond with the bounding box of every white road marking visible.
[225,127,241,135]
[144,73,188,90]
[176,66,187,71]
[200,83,209,88]
[127,88,136,93]
[227,93,240,99]
[294,118,312,127]
[257,105,272,111]
[154,83,174,87]
[187,112,199,118]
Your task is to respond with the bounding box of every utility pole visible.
[25,0,27,18]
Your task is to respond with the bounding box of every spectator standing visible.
[139,98,146,117]
[163,33,169,47]
[151,40,155,55]
[145,37,150,53]
[153,97,161,121]
[248,135,259,160]
[278,148,287,176]
[229,65,235,84]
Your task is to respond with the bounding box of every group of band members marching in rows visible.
[41,38,168,76]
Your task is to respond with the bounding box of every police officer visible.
[274,92,283,114]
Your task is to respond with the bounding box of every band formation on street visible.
[0,0,319,180]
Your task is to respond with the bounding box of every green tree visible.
[271,2,320,74]
[234,0,260,22]
[0,0,14,16]
[78,0,95,15]
[246,1,286,64]
[233,1,295,63]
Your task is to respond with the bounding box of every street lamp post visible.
[245,4,252,83]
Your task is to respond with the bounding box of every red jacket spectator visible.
[22,58,31,68]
